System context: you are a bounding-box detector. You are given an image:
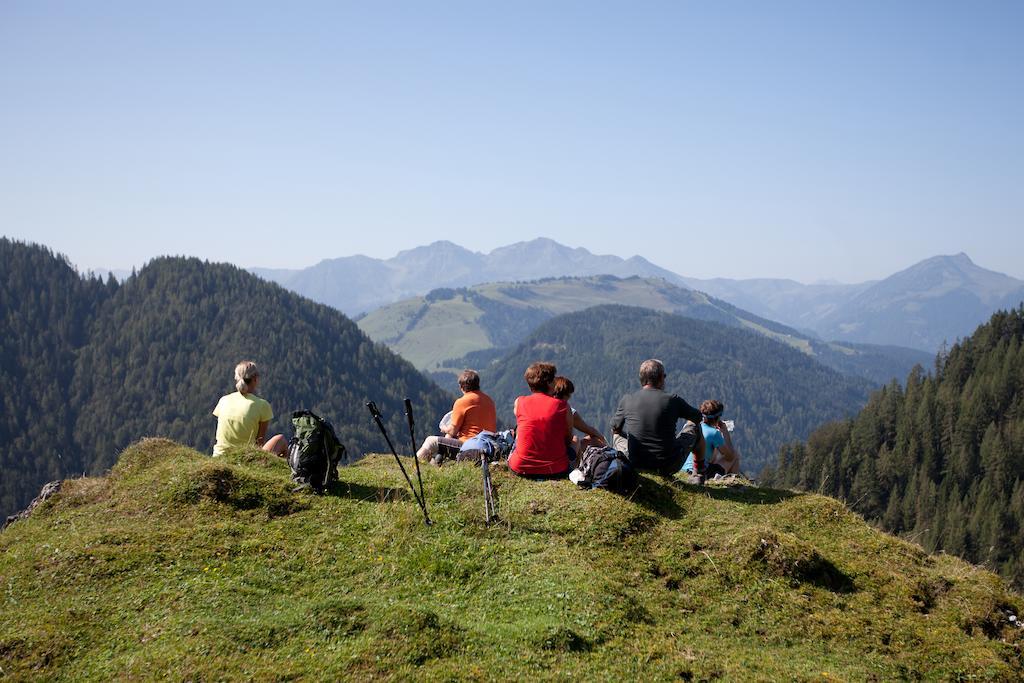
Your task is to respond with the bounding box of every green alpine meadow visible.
[2,439,1022,680]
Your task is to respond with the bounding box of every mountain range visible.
[252,238,683,316]
[357,275,932,388]
[254,239,1024,353]
[689,253,1024,351]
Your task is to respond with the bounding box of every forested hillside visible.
[359,275,931,388]
[0,240,452,517]
[0,242,116,518]
[764,306,1024,586]
[481,305,875,472]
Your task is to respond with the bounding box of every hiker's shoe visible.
[687,473,706,486]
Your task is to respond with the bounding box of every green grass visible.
[2,438,1023,680]
[359,296,491,371]
[737,318,813,353]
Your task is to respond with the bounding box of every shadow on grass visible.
[806,556,856,593]
[627,476,685,519]
[677,481,802,506]
[752,531,857,593]
[323,480,413,504]
[626,474,801,518]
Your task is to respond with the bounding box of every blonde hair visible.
[234,360,259,394]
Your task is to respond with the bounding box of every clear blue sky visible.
[2,1,1022,282]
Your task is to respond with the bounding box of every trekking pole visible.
[403,398,428,518]
[481,452,497,525]
[366,401,432,526]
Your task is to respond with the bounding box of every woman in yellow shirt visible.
[212,360,287,457]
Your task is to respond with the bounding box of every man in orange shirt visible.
[416,369,497,464]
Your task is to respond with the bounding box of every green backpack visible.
[287,410,346,493]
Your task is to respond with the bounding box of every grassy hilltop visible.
[2,440,1023,680]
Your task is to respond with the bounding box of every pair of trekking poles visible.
[366,399,497,526]
[367,399,432,525]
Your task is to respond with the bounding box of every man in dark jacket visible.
[610,359,706,482]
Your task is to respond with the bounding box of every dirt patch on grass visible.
[911,576,953,614]
[0,628,76,674]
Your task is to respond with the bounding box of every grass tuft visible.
[745,529,855,592]
[369,605,465,665]
[534,625,592,652]
[164,459,307,519]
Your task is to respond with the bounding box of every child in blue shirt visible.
[681,400,740,478]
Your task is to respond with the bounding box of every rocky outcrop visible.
[2,480,61,530]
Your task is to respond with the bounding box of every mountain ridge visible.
[253,239,1024,352]
[813,253,1024,350]
[357,275,933,387]
[251,237,687,315]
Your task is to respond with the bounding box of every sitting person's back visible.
[508,362,572,477]
[611,359,703,477]
[416,369,497,464]
[552,375,606,456]
[214,391,271,454]
[213,360,287,457]
[451,385,496,441]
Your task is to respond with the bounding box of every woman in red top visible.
[508,362,573,477]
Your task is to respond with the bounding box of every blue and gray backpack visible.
[457,429,516,464]
[575,445,637,493]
